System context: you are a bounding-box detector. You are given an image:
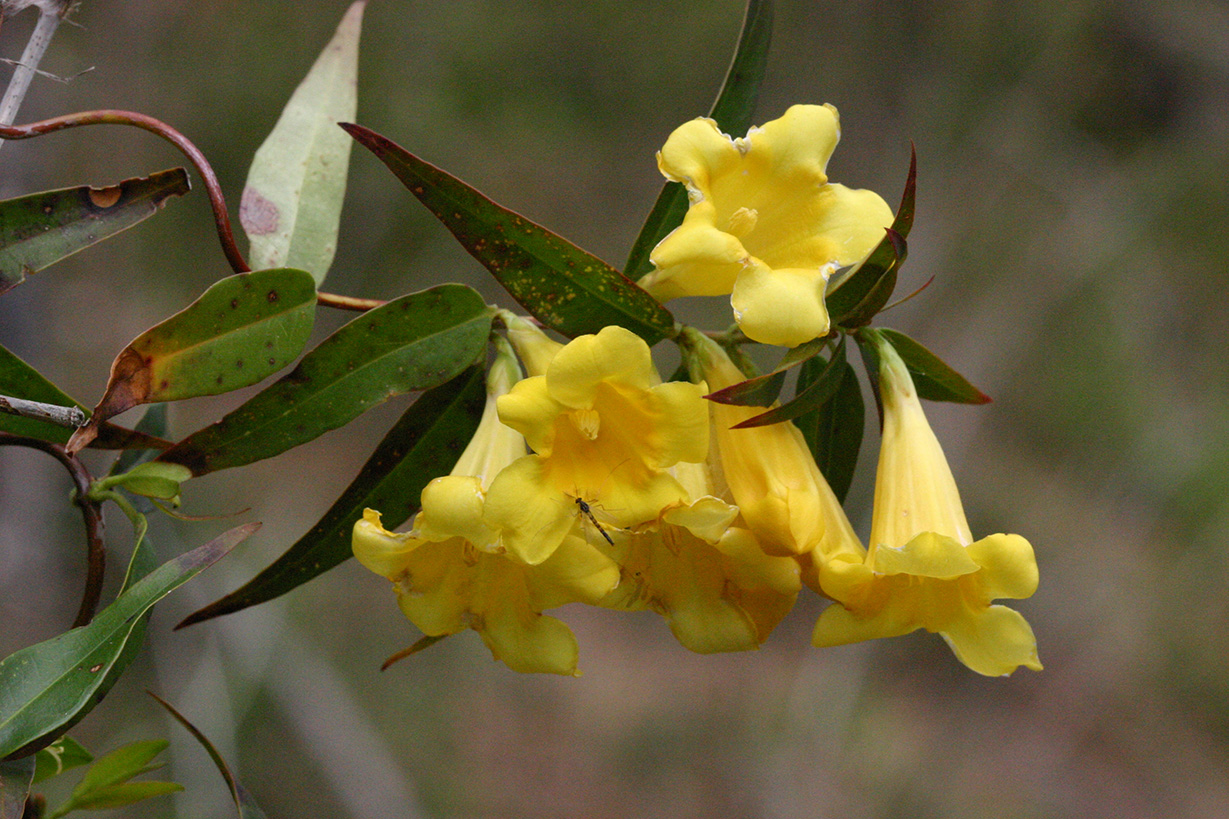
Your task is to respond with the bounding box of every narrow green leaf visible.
[68,740,167,797]
[33,737,93,785]
[0,523,258,760]
[0,345,170,451]
[704,337,826,407]
[876,328,991,404]
[623,0,775,278]
[240,2,364,284]
[67,268,317,453]
[0,756,34,819]
[57,780,182,814]
[178,365,485,626]
[342,123,674,344]
[149,693,268,819]
[732,338,847,428]
[158,284,491,477]
[0,169,190,295]
[794,357,864,503]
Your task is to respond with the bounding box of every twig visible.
[0,431,105,628]
[0,109,252,274]
[0,0,72,148]
[0,393,85,428]
[316,291,386,311]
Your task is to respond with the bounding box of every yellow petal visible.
[872,531,981,578]
[352,509,420,579]
[415,476,500,549]
[527,532,621,609]
[545,325,656,408]
[483,455,575,565]
[730,261,832,347]
[965,533,1039,600]
[811,595,918,647]
[478,595,582,676]
[495,375,561,456]
[940,605,1043,676]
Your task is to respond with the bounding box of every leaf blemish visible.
[267,290,279,303]
[87,186,123,208]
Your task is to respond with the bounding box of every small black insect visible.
[574,497,615,546]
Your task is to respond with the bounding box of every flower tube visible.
[811,329,1042,676]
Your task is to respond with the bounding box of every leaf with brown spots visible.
[157,284,491,476]
[0,168,190,295]
[67,269,316,453]
[342,123,676,344]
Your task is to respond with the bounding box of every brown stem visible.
[0,109,251,275]
[0,433,105,628]
[316,291,386,312]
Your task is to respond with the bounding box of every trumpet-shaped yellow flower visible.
[599,461,801,653]
[683,327,862,560]
[352,344,619,676]
[811,330,1041,677]
[640,105,893,347]
[484,325,710,565]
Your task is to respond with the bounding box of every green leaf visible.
[178,365,485,626]
[827,148,917,328]
[67,268,317,453]
[0,169,191,295]
[342,123,674,344]
[149,694,268,819]
[33,737,93,785]
[623,0,774,279]
[0,524,258,760]
[875,328,991,404]
[0,345,171,451]
[240,2,364,285]
[704,337,826,407]
[157,284,491,477]
[731,338,848,429]
[794,356,864,503]
[0,755,34,819]
[93,462,193,505]
[47,740,181,818]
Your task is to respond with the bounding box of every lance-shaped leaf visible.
[342,122,675,344]
[827,147,917,328]
[67,268,317,454]
[0,524,258,760]
[730,337,849,429]
[704,337,826,407]
[46,740,181,819]
[624,0,774,278]
[875,328,990,404]
[794,355,864,503]
[179,365,485,626]
[159,284,490,477]
[149,694,267,819]
[240,2,364,284]
[0,169,190,295]
[0,345,170,450]
[0,756,33,819]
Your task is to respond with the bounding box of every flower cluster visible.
[354,106,1040,677]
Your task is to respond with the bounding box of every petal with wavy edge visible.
[731,261,831,347]
[873,531,981,578]
[352,510,420,578]
[545,325,656,408]
[663,495,739,544]
[966,533,1039,600]
[811,596,919,647]
[483,456,575,565]
[416,476,499,550]
[528,533,621,609]
[941,604,1043,676]
[479,596,582,676]
[657,117,743,191]
[495,376,561,456]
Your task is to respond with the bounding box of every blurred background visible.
[2,0,1228,817]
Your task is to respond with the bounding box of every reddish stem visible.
[0,433,105,628]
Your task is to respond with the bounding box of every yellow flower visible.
[682,327,862,560]
[639,105,893,347]
[810,330,1041,677]
[599,461,801,653]
[483,325,710,565]
[352,342,619,676]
